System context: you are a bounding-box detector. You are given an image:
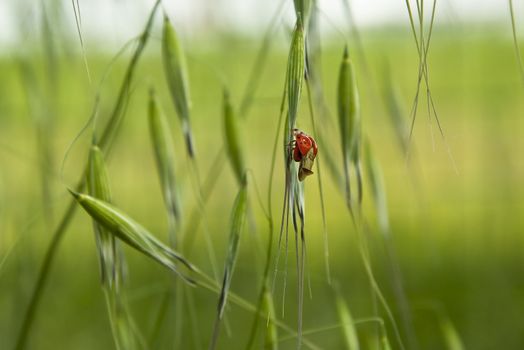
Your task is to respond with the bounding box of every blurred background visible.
[1,0,523,349]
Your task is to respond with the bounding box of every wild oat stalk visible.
[336,47,405,350]
[148,88,180,245]
[272,16,308,350]
[148,88,184,347]
[14,3,161,348]
[87,144,140,350]
[209,185,248,350]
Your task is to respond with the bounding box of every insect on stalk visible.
[291,129,318,182]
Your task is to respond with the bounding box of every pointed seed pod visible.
[162,14,195,158]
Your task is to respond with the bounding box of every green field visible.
[1,7,524,350]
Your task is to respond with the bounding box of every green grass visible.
[0,16,523,350]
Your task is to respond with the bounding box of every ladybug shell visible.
[293,132,318,163]
[296,133,314,156]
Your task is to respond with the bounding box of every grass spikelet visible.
[162,14,195,158]
[69,191,197,285]
[223,88,246,186]
[334,285,360,350]
[209,185,248,350]
[148,88,180,245]
[87,144,117,287]
[337,46,360,208]
[287,18,306,130]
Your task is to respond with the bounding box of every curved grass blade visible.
[162,14,195,158]
[148,88,180,245]
[223,88,246,186]
[69,191,197,286]
[209,185,248,350]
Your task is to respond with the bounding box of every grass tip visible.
[343,45,349,59]
[67,188,80,199]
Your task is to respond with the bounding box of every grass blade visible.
[209,185,248,350]
[162,14,195,158]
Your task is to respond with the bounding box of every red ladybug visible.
[292,129,318,181]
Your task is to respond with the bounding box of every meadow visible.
[1,2,524,349]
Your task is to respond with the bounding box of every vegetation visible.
[0,1,523,349]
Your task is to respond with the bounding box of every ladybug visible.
[292,129,318,181]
